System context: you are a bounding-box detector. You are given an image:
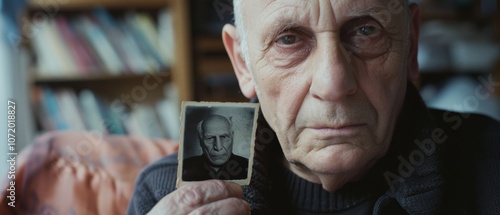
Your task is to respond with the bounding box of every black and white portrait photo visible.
[177,102,259,187]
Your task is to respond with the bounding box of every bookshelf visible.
[190,0,247,102]
[23,0,192,139]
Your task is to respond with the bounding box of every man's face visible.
[225,0,419,187]
[200,116,234,166]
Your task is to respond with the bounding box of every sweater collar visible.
[275,161,387,212]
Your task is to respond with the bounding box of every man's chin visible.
[294,144,376,175]
[209,157,230,166]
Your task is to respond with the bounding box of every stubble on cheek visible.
[252,56,311,154]
[355,50,407,153]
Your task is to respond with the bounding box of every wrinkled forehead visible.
[244,0,404,15]
[242,0,405,31]
[202,118,231,134]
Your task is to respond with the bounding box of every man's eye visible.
[343,24,383,50]
[276,34,299,45]
[268,28,312,68]
[341,18,389,59]
[357,26,379,36]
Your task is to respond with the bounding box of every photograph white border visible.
[176,101,260,188]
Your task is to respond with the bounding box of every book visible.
[76,15,124,75]
[116,20,150,74]
[45,19,80,75]
[31,21,63,76]
[135,104,166,138]
[92,8,144,74]
[55,16,92,75]
[98,99,127,135]
[123,107,143,136]
[41,88,69,130]
[158,9,175,65]
[67,18,104,74]
[32,87,55,131]
[132,13,167,62]
[79,89,108,133]
[125,12,166,70]
[55,89,87,131]
[155,84,180,140]
[123,104,166,138]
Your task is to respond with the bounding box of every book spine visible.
[42,88,69,130]
[125,13,166,70]
[56,89,87,131]
[78,16,125,75]
[79,89,108,133]
[55,16,91,75]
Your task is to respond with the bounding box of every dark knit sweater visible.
[127,84,500,215]
[182,154,249,181]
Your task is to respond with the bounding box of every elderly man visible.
[127,0,500,214]
[182,115,248,181]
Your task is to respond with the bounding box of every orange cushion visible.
[0,131,178,215]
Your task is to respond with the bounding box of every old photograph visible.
[176,102,259,187]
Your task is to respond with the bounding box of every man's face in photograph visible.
[199,115,234,166]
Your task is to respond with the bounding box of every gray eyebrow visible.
[345,1,403,27]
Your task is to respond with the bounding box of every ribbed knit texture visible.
[268,164,386,214]
[127,155,178,215]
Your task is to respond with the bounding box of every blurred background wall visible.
[415,0,500,121]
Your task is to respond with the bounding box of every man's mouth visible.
[211,154,228,159]
[308,124,367,137]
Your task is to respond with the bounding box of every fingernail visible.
[229,182,242,191]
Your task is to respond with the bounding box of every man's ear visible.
[407,3,420,81]
[222,24,256,98]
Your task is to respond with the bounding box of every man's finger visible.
[189,198,250,215]
[168,180,243,209]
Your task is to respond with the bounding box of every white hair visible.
[233,0,251,66]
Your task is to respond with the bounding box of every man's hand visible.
[147,180,250,215]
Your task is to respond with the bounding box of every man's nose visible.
[214,136,223,151]
[310,39,358,101]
